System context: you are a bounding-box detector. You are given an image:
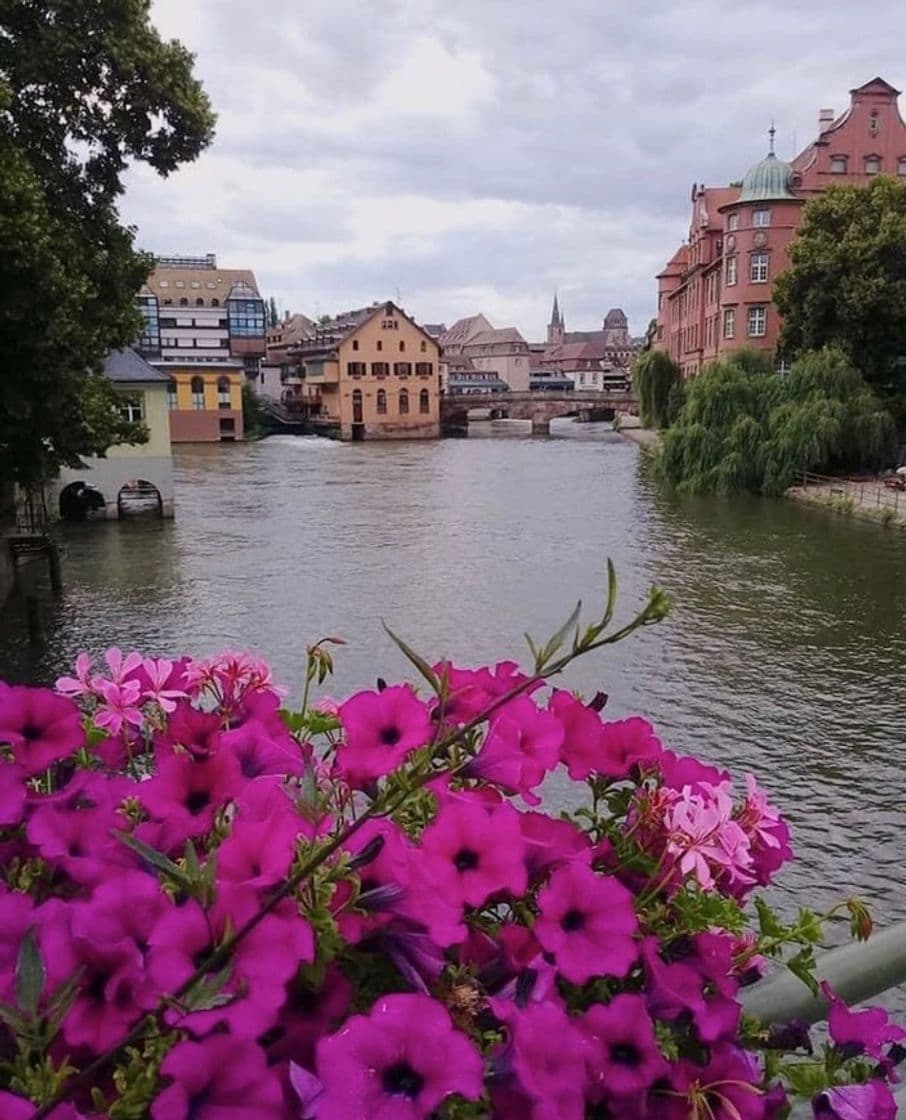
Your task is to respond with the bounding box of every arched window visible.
[377,388,387,414]
[399,340,406,352]
[179,297,188,306]
[352,388,363,423]
[190,376,205,410]
[195,297,204,307]
[419,388,430,414]
[376,340,383,351]
[212,298,220,307]
[399,388,409,415]
[217,376,231,408]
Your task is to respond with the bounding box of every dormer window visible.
[865,155,882,175]
[830,155,847,174]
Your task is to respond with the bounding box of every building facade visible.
[135,254,267,441]
[439,315,531,391]
[656,77,906,377]
[533,300,640,385]
[53,349,175,519]
[294,302,441,440]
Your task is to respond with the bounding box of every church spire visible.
[550,291,562,328]
[547,291,565,346]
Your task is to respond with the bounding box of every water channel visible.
[2,421,905,979]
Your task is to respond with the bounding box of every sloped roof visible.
[147,265,261,307]
[464,327,527,348]
[438,314,492,349]
[104,348,169,383]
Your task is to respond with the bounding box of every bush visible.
[658,347,895,495]
[0,582,899,1118]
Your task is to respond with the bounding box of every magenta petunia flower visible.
[667,1044,767,1120]
[217,804,308,888]
[581,993,667,1101]
[220,718,303,779]
[519,811,589,880]
[548,688,609,781]
[823,982,906,1059]
[311,993,483,1119]
[0,889,35,1004]
[535,861,638,985]
[152,1035,284,1119]
[466,696,563,804]
[642,938,741,1045]
[0,686,83,775]
[419,799,527,909]
[432,660,534,726]
[813,1080,897,1120]
[264,964,353,1071]
[0,759,27,827]
[139,748,241,852]
[155,702,223,760]
[0,1094,85,1119]
[337,685,433,784]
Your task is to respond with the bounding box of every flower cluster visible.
[0,634,900,1120]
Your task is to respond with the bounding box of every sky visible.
[120,0,906,341]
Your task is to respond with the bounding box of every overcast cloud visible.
[120,0,906,339]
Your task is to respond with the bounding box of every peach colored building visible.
[295,302,441,440]
[656,77,906,377]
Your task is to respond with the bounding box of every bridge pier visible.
[531,418,551,436]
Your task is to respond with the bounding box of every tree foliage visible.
[0,0,216,487]
[268,297,279,328]
[633,349,681,429]
[657,347,895,496]
[774,176,906,424]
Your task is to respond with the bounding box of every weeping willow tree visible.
[657,347,895,496]
[633,350,681,429]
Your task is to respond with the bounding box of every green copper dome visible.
[739,151,795,202]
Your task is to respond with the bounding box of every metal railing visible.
[797,470,906,515]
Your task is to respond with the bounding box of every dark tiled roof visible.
[104,348,169,383]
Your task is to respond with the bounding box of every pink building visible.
[656,77,906,377]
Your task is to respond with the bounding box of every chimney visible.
[818,108,834,133]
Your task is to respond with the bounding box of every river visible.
[2,422,905,973]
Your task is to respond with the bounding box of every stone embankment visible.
[615,414,661,450]
[786,473,906,528]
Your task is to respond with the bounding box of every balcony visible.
[303,360,339,383]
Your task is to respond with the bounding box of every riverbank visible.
[615,420,661,450]
[786,475,906,528]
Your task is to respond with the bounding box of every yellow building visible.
[165,366,244,442]
[298,302,441,440]
[54,348,175,519]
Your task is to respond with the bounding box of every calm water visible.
[2,423,906,960]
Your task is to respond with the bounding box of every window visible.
[191,281,201,289]
[870,112,880,137]
[175,280,185,288]
[865,155,881,175]
[420,340,427,352]
[376,340,383,351]
[162,298,173,306]
[394,362,412,376]
[723,308,736,339]
[727,213,739,232]
[399,341,406,352]
[399,388,409,414]
[725,256,738,286]
[195,297,204,306]
[415,362,433,376]
[179,297,188,306]
[352,389,363,423]
[750,253,769,283]
[206,281,217,289]
[119,395,144,423]
[167,381,177,410]
[830,155,847,174]
[377,388,387,414]
[191,376,205,409]
[352,339,360,350]
[752,209,771,227]
[372,362,389,376]
[347,362,366,376]
[212,298,219,307]
[747,306,767,337]
[899,157,906,176]
[159,280,169,289]
[419,388,430,414]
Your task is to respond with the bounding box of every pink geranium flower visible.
[337,685,433,784]
[93,678,145,738]
[55,651,95,699]
[535,861,638,985]
[152,1035,284,1119]
[0,686,83,775]
[309,993,483,1119]
[419,800,527,909]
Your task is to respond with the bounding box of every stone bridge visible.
[440,390,638,435]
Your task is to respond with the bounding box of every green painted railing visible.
[740,921,906,1116]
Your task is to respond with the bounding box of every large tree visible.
[774,175,906,424]
[633,349,681,429]
[657,347,895,496]
[0,1,215,491]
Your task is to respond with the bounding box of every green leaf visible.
[382,623,440,694]
[539,600,582,666]
[116,832,192,887]
[15,927,45,1018]
[786,946,818,995]
[782,1059,830,1097]
[755,896,786,940]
